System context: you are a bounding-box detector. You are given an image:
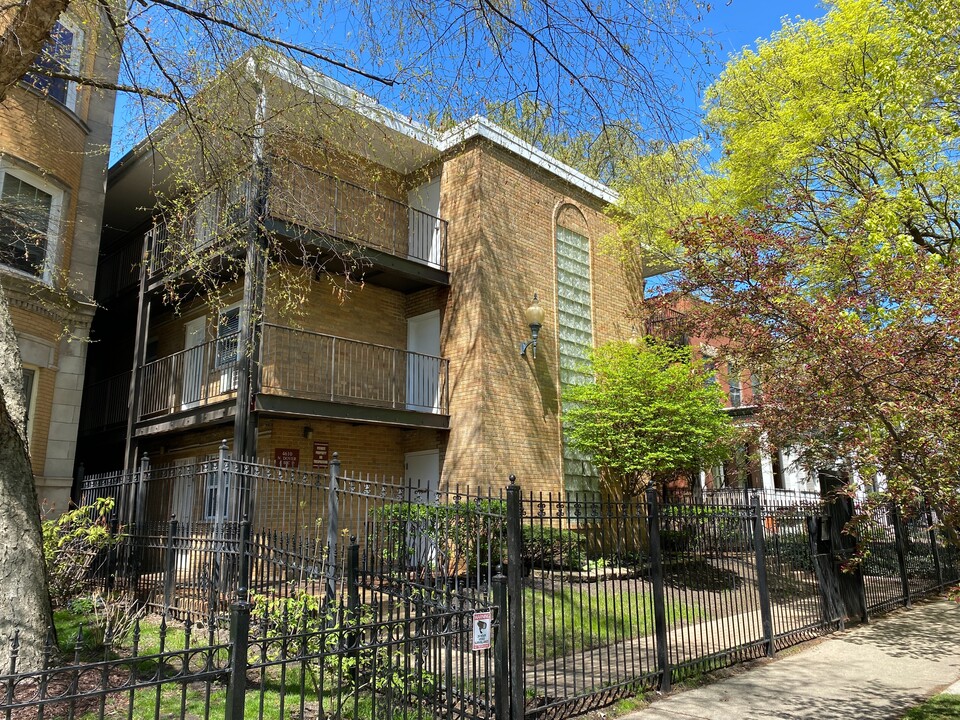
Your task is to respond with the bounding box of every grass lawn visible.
[523,585,699,662]
[901,694,960,719]
[52,607,437,720]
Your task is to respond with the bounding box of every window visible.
[23,18,84,110]
[204,472,230,520]
[727,362,741,408]
[0,166,63,280]
[22,366,37,442]
[556,223,599,494]
[704,360,716,385]
[215,306,240,369]
[750,371,762,404]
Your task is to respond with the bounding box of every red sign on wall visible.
[313,442,329,468]
[274,448,300,468]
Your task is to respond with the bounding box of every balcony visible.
[257,324,449,428]
[95,235,144,303]
[644,307,688,346]
[136,333,240,432]
[146,159,449,290]
[131,325,449,435]
[79,370,132,435]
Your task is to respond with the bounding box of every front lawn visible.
[901,694,960,719]
[523,585,698,661]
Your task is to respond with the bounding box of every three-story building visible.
[78,53,640,510]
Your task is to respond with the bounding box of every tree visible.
[0,0,718,671]
[654,0,960,540]
[563,339,734,501]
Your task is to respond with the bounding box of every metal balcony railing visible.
[146,159,448,279]
[644,306,688,345]
[268,157,448,270]
[134,326,449,422]
[260,324,449,415]
[79,370,132,433]
[95,236,144,302]
[138,333,240,420]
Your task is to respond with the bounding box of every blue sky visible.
[109,0,829,163]
[708,1,824,62]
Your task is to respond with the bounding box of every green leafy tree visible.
[563,340,734,501]
[653,0,960,541]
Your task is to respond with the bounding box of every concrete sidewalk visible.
[623,599,960,720]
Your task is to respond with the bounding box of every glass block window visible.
[556,225,599,493]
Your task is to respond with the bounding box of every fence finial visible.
[509,474,517,485]
[220,439,229,452]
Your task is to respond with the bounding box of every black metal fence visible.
[0,585,499,720]
[23,457,958,720]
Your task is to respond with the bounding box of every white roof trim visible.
[437,116,618,204]
[260,54,617,204]
[112,50,618,205]
[259,53,438,149]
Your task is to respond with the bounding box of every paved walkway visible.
[621,599,960,720]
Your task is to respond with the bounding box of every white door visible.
[181,316,206,409]
[405,450,441,567]
[407,178,441,266]
[406,311,441,412]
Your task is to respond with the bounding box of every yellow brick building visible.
[0,1,119,513]
[78,54,642,515]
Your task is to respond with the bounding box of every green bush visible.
[767,532,814,572]
[522,526,587,570]
[661,504,749,552]
[660,527,696,552]
[43,498,122,607]
[371,500,507,576]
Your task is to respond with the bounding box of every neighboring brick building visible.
[0,2,119,513]
[644,302,818,494]
[77,54,640,512]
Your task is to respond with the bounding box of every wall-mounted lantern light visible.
[520,293,545,359]
[303,426,314,440]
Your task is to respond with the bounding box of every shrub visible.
[370,500,507,578]
[522,526,587,570]
[661,504,750,552]
[43,498,122,607]
[768,531,814,572]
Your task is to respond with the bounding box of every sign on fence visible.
[472,610,491,651]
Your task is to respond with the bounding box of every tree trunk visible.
[0,282,53,673]
[0,0,70,104]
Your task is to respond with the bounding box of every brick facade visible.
[0,1,119,513]
[80,73,637,512]
[440,141,632,494]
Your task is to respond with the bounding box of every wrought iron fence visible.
[0,588,499,720]
[72,458,960,720]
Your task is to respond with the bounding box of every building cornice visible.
[1,271,96,333]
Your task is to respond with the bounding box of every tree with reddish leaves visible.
[667,214,960,542]
[641,0,960,540]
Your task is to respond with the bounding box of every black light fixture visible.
[520,293,545,359]
[303,426,314,440]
